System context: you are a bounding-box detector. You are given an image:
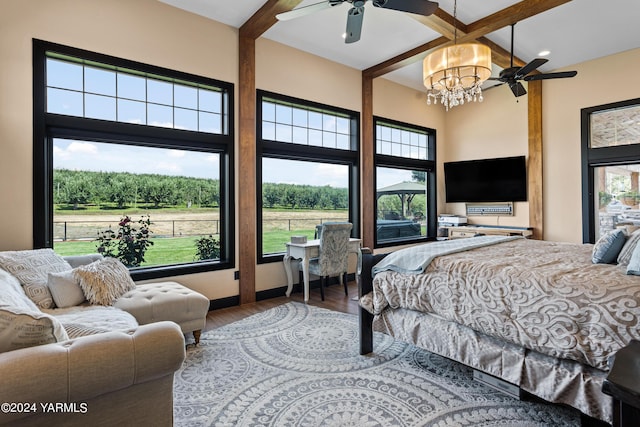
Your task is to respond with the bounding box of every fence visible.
[54,219,220,242]
[54,216,349,242]
[264,217,348,233]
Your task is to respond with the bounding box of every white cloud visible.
[168,150,186,158]
[156,161,182,174]
[316,163,348,180]
[67,141,98,154]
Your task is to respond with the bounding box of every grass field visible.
[53,207,348,265]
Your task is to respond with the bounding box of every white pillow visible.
[0,249,72,309]
[74,257,136,306]
[47,270,86,308]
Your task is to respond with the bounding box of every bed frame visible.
[357,251,614,427]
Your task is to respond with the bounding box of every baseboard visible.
[207,273,357,310]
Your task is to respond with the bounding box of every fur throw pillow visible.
[74,257,136,306]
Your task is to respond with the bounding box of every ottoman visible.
[115,281,209,344]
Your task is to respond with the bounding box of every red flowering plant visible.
[96,215,154,268]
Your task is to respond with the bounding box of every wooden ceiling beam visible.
[367,0,573,78]
[457,0,572,44]
[364,36,448,79]
[240,0,303,39]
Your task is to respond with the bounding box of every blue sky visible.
[49,56,414,189]
[54,139,220,180]
[54,139,413,188]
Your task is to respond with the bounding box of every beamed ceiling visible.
[159,0,640,94]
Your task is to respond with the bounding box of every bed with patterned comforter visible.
[358,236,640,423]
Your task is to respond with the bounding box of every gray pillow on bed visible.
[627,243,640,275]
[592,228,626,264]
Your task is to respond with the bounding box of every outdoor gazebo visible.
[376,181,426,220]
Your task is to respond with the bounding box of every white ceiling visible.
[159,0,640,93]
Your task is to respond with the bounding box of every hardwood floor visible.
[204,280,360,331]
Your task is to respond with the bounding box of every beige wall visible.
[254,38,363,291]
[543,48,640,242]
[0,0,240,299]
[0,0,444,299]
[440,47,640,242]
[2,0,639,300]
[439,77,529,228]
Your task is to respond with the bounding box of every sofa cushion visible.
[44,305,138,338]
[64,253,104,269]
[0,269,69,352]
[0,307,69,353]
[48,270,86,308]
[74,257,136,306]
[0,249,72,309]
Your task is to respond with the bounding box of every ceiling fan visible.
[276,0,439,44]
[488,23,577,97]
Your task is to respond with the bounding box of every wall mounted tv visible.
[444,156,527,203]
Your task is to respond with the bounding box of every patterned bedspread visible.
[360,238,640,370]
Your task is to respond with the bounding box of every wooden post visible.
[362,72,375,249]
[527,79,543,240]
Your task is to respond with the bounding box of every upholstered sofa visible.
[0,249,192,426]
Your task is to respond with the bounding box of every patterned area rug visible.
[173,302,580,426]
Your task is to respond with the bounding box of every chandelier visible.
[423,0,492,111]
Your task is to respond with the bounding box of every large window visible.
[258,91,359,262]
[582,98,640,242]
[33,40,234,280]
[374,117,436,247]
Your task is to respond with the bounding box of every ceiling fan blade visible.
[373,0,439,16]
[509,82,527,97]
[514,58,548,79]
[276,1,337,21]
[345,6,364,44]
[524,70,578,81]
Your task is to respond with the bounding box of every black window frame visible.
[374,116,437,249]
[257,90,360,264]
[33,39,235,281]
[581,97,640,243]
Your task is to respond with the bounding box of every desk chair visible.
[300,222,352,301]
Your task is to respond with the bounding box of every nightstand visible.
[602,340,640,427]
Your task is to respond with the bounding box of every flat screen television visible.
[444,156,527,203]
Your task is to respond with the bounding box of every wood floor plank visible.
[205,281,360,330]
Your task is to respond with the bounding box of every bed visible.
[358,235,640,424]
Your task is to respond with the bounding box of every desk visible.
[283,238,362,302]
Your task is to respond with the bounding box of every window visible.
[33,40,234,280]
[581,98,640,242]
[257,91,359,262]
[374,117,436,247]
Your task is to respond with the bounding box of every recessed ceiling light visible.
[538,50,551,57]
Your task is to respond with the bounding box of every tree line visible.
[54,169,220,209]
[54,169,350,211]
[54,169,425,214]
[262,182,348,210]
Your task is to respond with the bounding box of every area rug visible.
[173,302,580,426]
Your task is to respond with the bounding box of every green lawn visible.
[54,229,319,265]
[54,237,203,266]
